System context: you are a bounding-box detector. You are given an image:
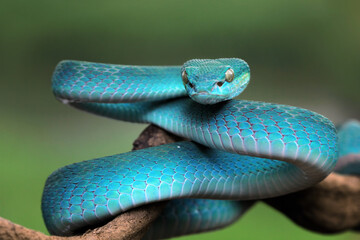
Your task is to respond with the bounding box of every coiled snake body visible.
[43,58,344,239]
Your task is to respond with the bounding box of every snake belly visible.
[43,60,338,238]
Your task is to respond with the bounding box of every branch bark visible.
[0,124,359,239]
[264,173,360,233]
[0,125,173,240]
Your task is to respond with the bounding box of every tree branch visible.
[0,124,358,239]
[264,173,360,233]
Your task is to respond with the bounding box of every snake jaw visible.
[190,92,226,105]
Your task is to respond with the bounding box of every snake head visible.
[181,58,250,105]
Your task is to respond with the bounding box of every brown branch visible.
[0,125,173,240]
[0,124,359,239]
[0,202,165,240]
[264,173,360,233]
[134,125,360,234]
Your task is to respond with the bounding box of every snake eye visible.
[225,68,235,83]
[182,70,189,85]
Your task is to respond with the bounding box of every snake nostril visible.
[189,82,194,89]
[217,82,224,87]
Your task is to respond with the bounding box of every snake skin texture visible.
[52,60,185,103]
[43,59,339,238]
[334,120,360,175]
[143,199,253,240]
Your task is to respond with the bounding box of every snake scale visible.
[42,58,359,239]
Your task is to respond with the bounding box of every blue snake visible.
[42,58,359,239]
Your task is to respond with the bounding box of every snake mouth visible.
[190,92,226,104]
[191,92,224,97]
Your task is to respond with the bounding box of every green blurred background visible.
[1,1,359,239]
